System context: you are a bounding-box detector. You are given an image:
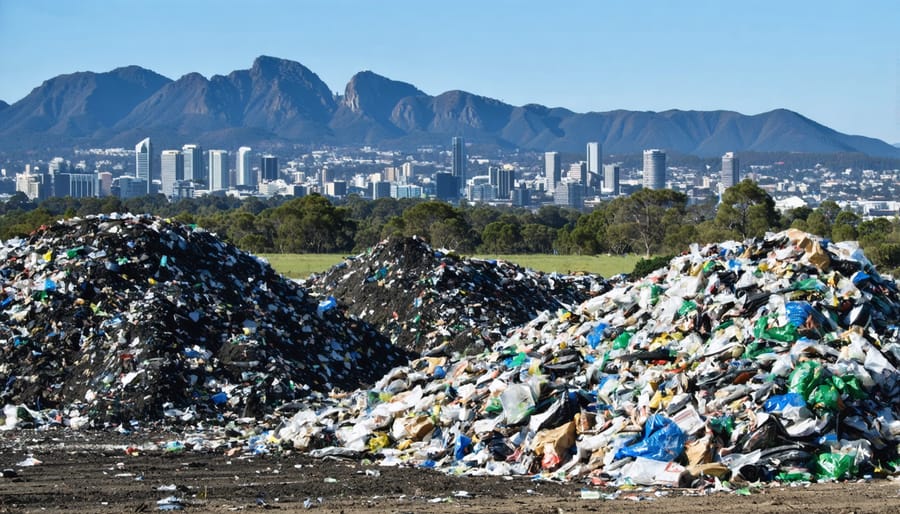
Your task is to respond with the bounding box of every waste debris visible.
[278,229,900,487]
[0,214,409,426]
[304,236,608,354]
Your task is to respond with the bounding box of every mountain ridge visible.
[0,56,897,157]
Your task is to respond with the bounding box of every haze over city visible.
[1,0,897,144]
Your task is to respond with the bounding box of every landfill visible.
[3,217,900,490]
[304,235,608,354]
[0,213,408,426]
[278,229,900,486]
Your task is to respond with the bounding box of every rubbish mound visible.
[0,214,409,426]
[279,230,900,487]
[304,236,608,355]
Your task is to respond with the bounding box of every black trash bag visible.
[529,389,580,432]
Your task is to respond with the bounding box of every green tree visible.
[715,179,778,239]
[610,189,687,256]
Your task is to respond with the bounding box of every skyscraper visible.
[260,155,278,182]
[451,137,466,193]
[586,142,601,175]
[603,164,621,196]
[182,144,204,183]
[545,151,561,192]
[160,149,184,198]
[237,146,254,187]
[135,137,153,193]
[642,149,666,190]
[497,168,515,200]
[721,152,739,192]
[209,150,229,191]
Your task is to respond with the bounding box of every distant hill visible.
[1,56,898,157]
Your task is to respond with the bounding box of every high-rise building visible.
[401,162,414,181]
[545,151,561,193]
[496,168,514,200]
[451,137,466,190]
[586,142,601,175]
[371,181,392,200]
[721,152,740,192]
[98,172,113,196]
[435,172,459,200]
[135,137,153,193]
[209,150,229,191]
[603,164,621,196]
[553,182,584,209]
[237,146,254,187]
[642,149,666,190]
[260,155,278,182]
[182,144,204,183]
[568,161,587,186]
[160,150,184,198]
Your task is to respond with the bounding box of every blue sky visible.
[1,0,897,143]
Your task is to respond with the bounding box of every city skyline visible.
[0,0,896,144]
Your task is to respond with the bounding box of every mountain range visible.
[1,55,897,157]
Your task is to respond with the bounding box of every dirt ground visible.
[1,430,900,514]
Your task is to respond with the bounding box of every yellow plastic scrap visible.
[43,250,53,262]
[368,432,389,452]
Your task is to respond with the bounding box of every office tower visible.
[586,142,601,175]
[603,164,621,195]
[182,144,204,183]
[135,137,153,193]
[721,151,740,191]
[554,182,584,209]
[496,168,515,200]
[545,151,561,193]
[260,155,278,182]
[642,149,666,190]
[237,146,254,187]
[435,172,459,200]
[568,161,587,186]
[160,150,184,197]
[208,150,229,191]
[371,181,392,200]
[451,137,466,187]
[98,172,113,196]
[401,161,414,180]
[511,186,531,207]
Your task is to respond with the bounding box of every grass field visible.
[259,252,643,279]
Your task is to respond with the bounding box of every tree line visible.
[1,179,899,273]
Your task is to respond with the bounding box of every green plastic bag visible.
[788,361,823,399]
[792,278,826,292]
[709,415,734,436]
[809,384,840,411]
[830,375,866,400]
[776,470,812,482]
[753,315,799,343]
[815,452,856,481]
[612,331,633,350]
[677,300,698,317]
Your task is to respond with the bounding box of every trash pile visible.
[279,229,900,486]
[0,214,408,426]
[305,236,608,354]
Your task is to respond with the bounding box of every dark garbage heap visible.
[280,230,900,486]
[304,235,609,355]
[0,214,408,427]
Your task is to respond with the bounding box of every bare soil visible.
[1,431,899,513]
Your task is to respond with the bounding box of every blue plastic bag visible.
[454,434,472,460]
[586,323,608,349]
[317,296,337,315]
[764,392,806,412]
[616,414,686,462]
